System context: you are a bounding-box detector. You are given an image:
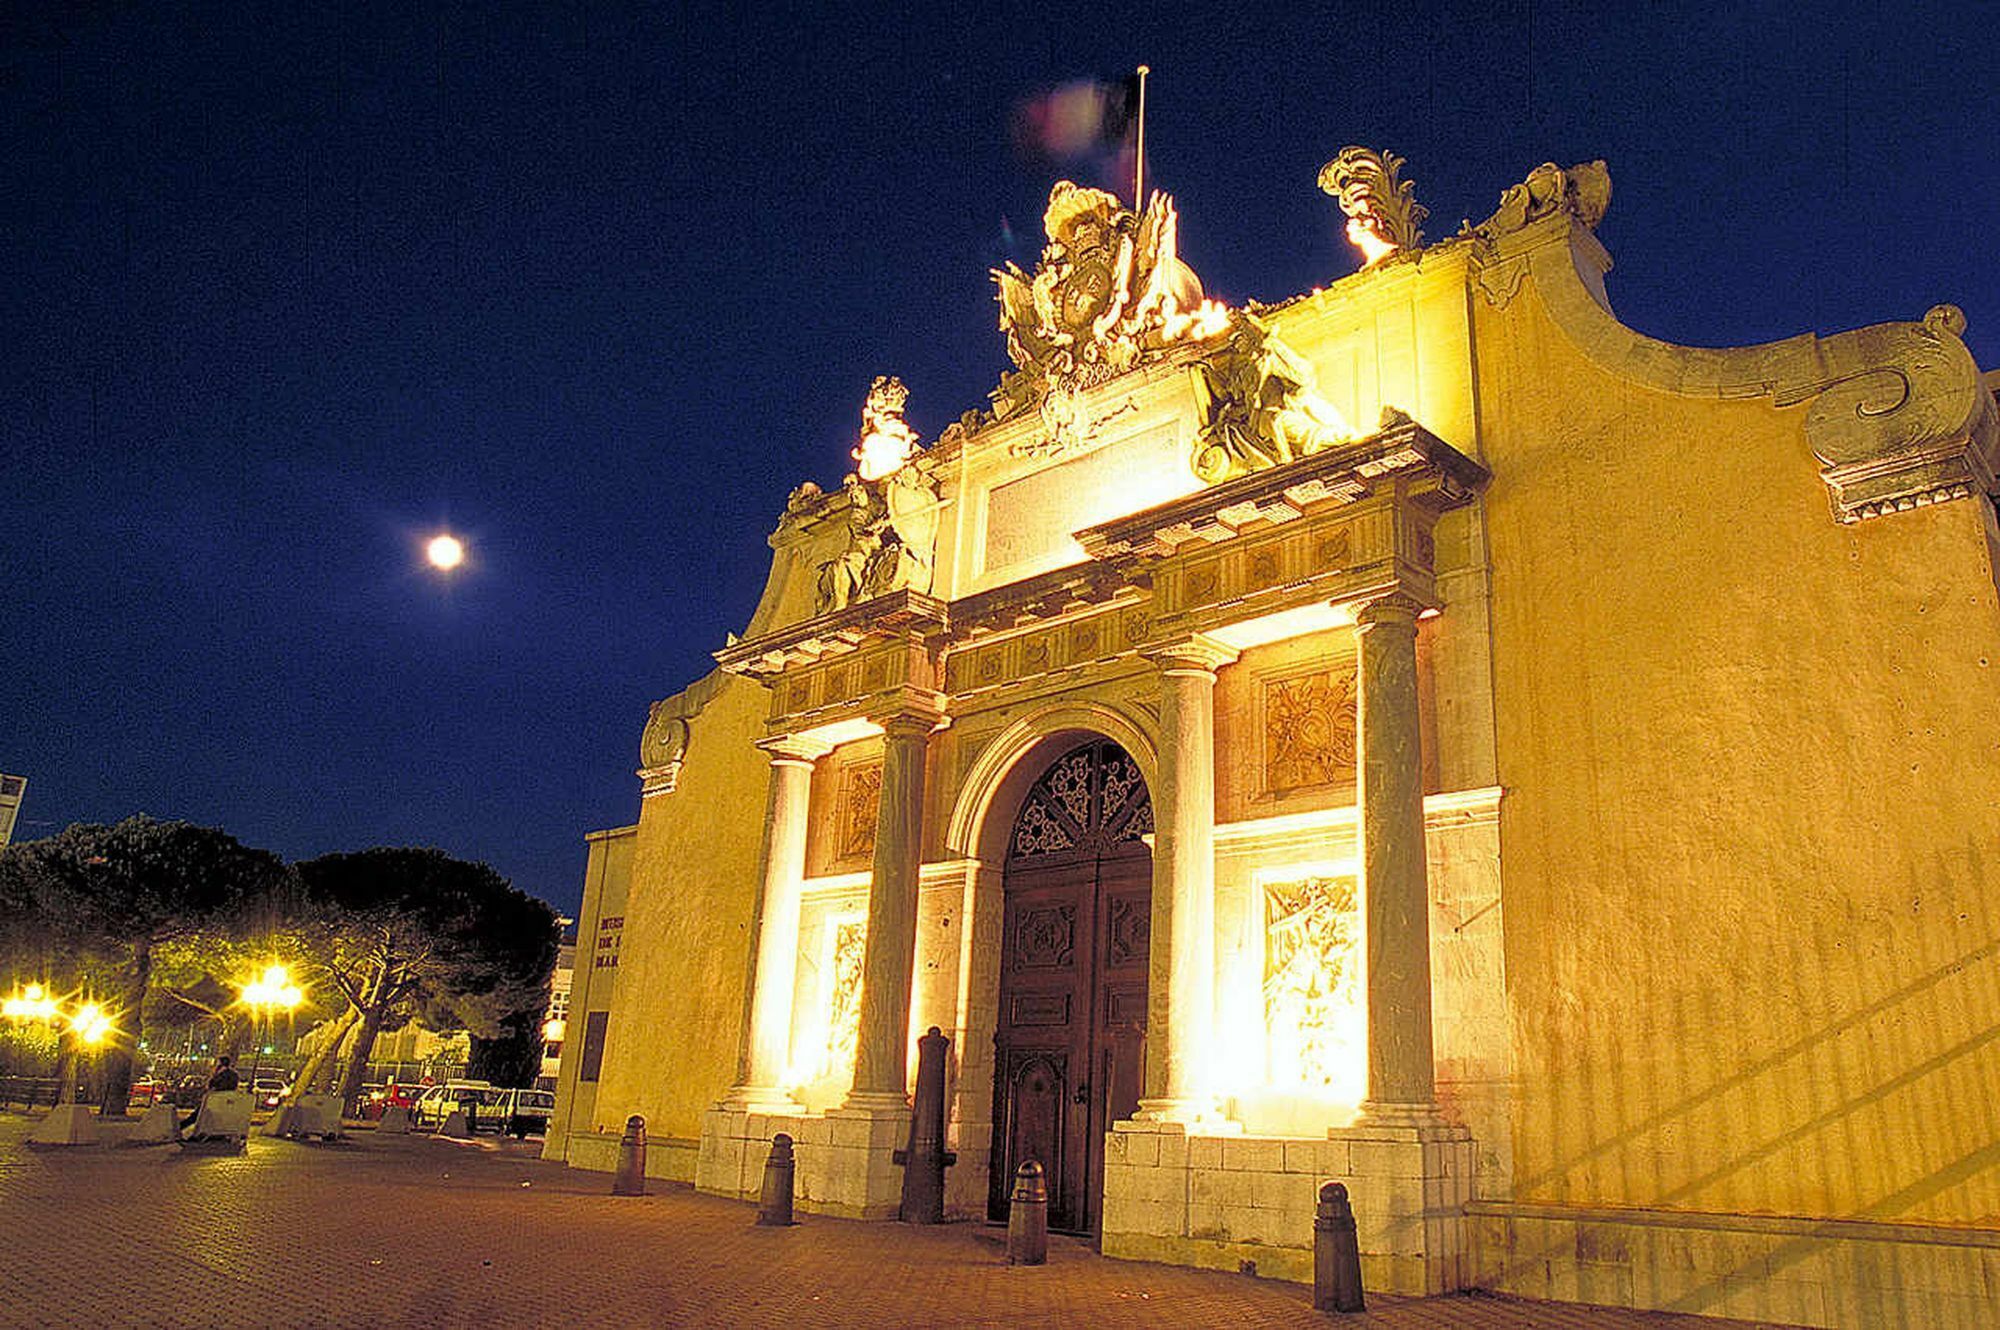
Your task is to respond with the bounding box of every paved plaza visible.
[0,1113,1799,1329]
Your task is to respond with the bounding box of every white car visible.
[412,1081,505,1131]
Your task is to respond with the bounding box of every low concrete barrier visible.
[186,1091,252,1143]
[131,1101,182,1144]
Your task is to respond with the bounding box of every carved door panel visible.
[990,861,1095,1232]
[990,740,1154,1237]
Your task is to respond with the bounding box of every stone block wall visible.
[1470,1200,2000,1328]
[1100,1119,1475,1295]
[697,1105,911,1220]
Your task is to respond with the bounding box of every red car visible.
[359,1083,420,1120]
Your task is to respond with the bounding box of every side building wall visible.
[1469,223,2000,1322]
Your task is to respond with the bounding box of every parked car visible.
[358,1082,420,1121]
[126,1078,162,1107]
[249,1076,287,1109]
[497,1088,555,1138]
[411,1081,507,1132]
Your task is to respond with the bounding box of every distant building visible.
[539,926,575,1088]
[0,774,24,846]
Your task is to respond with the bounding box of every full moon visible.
[426,534,465,570]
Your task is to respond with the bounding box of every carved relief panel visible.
[1261,665,1359,794]
[1262,873,1363,1099]
[839,761,882,860]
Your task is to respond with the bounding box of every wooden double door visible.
[987,740,1152,1236]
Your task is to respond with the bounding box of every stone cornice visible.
[1518,215,1999,525]
[714,589,949,681]
[1074,419,1489,562]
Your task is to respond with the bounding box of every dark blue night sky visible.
[4,2,1995,914]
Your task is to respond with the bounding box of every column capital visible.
[756,734,832,765]
[867,705,945,739]
[1354,589,1430,629]
[1140,632,1240,676]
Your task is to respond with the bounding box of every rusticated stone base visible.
[1100,1118,1475,1296]
[696,1103,911,1220]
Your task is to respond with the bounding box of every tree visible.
[295,848,558,1104]
[0,817,292,1114]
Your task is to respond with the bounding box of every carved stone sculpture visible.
[852,375,922,480]
[1317,147,1427,265]
[811,465,942,616]
[1473,160,1611,238]
[1188,315,1357,483]
[992,181,1227,452]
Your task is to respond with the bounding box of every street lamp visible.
[239,964,304,1089]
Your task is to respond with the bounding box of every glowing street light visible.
[240,964,304,1090]
[242,965,304,1012]
[70,1002,112,1047]
[3,982,58,1023]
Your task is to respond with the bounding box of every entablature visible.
[717,419,1489,737]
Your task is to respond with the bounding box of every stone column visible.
[844,710,937,1109]
[723,736,828,1110]
[1354,593,1440,1122]
[1135,635,1237,1123]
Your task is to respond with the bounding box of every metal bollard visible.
[894,1026,958,1224]
[1313,1181,1365,1313]
[757,1133,797,1226]
[611,1114,647,1196]
[1006,1160,1048,1265]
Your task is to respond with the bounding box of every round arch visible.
[944,699,1161,866]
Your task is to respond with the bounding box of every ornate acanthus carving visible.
[813,463,942,616]
[1318,147,1427,265]
[852,375,922,480]
[1472,160,1611,240]
[1188,315,1358,483]
[991,181,1228,452]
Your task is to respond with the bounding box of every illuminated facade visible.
[545,154,2000,1324]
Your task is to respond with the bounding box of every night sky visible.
[4,2,1994,916]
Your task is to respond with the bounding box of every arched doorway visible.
[987,738,1152,1235]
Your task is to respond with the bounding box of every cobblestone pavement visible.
[0,1113,1797,1330]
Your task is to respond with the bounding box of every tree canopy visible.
[0,816,293,1111]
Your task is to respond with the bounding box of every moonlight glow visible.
[426,534,466,570]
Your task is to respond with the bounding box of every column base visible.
[1355,1098,1447,1129]
[838,1089,911,1115]
[716,1084,806,1114]
[1132,1097,1241,1131]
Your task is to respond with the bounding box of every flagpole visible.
[1133,64,1150,206]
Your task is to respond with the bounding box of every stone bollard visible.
[894,1026,957,1224]
[1006,1160,1048,1265]
[756,1133,797,1226]
[377,1103,413,1133]
[612,1115,647,1196]
[1313,1181,1365,1313]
